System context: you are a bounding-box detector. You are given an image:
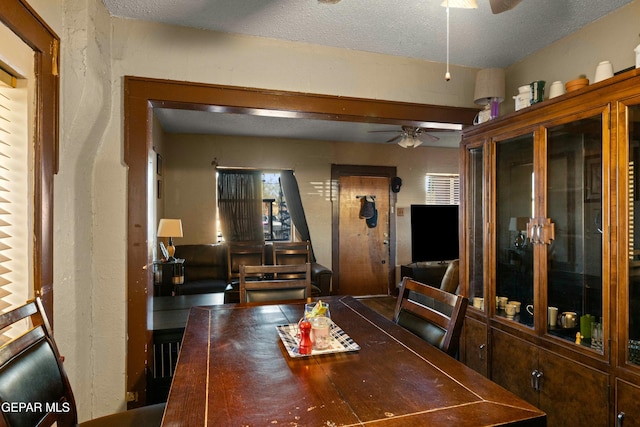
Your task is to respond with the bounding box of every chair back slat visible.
[240,263,311,303]
[394,277,468,357]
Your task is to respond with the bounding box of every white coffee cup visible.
[594,60,614,83]
[548,306,559,327]
[548,81,565,99]
[505,303,517,317]
[526,304,534,316]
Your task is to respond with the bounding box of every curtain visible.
[280,170,316,262]
[218,169,264,242]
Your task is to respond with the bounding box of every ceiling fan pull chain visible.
[445,2,451,81]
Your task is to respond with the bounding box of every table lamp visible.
[157,218,183,260]
[474,68,505,121]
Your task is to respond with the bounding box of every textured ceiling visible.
[102,0,632,68]
[104,0,633,147]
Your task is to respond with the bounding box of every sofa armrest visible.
[311,263,332,296]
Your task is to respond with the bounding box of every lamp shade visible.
[157,218,183,238]
[474,68,506,105]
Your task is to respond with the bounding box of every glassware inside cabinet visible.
[495,134,534,326]
[546,117,603,350]
[467,146,484,311]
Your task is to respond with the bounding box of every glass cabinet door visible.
[546,116,603,350]
[467,145,484,311]
[495,134,535,326]
[628,104,640,365]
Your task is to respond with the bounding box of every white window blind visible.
[0,70,31,340]
[425,173,460,205]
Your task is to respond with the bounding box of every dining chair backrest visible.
[394,277,468,357]
[0,298,165,427]
[272,240,311,279]
[239,263,311,303]
[227,241,265,282]
[0,298,78,427]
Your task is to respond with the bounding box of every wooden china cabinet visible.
[460,69,640,427]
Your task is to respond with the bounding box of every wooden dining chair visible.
[0,298,165,427]
[227,240,265,284]
[272,240,311,279]
[239,263,311,303]
[393,277,468,357]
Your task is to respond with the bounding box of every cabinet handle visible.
[535,370,544,391]
[617,412,625,427]
[530,370,538,390]
[478,344,485,360]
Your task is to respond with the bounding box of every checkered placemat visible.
[276,321,361,358]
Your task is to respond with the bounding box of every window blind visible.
[425,173,460,205]
[0,69,30,341]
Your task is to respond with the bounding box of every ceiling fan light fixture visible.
[398,135,412,148]
[440,0,478,9]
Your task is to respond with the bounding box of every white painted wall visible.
[16,0,640,421]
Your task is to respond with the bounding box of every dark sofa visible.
[172,243,332,298]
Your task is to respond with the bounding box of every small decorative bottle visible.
[298,321,313,355]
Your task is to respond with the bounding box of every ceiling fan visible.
[370,126,454,148]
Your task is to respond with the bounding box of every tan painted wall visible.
[162,133,459,269]
[503,1,640,115]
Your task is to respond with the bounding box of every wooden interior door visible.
[337,175,390,295]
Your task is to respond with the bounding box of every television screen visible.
[410,205,459,263]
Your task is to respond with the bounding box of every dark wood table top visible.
[161,296,545,426]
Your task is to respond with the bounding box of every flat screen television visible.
[410,204,459,263]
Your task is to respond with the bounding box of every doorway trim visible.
[124,76,477,404]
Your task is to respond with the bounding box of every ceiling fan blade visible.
[418,133,440,144]
[489,0,521,14]
[386,135,403,143]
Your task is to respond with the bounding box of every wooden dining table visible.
[161,295,545,426]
